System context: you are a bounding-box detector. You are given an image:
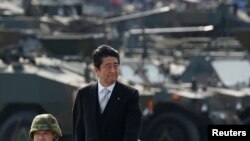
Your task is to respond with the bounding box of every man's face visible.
[33,130,55,141]
[93,56,119,87]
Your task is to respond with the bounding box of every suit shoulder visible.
[77,82,96,94]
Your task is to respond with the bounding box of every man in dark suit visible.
[73,45,142,141]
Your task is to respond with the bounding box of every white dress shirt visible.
[98,82,115,112]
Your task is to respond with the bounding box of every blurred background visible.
[0,0,250,141]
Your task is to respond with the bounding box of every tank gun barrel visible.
[105,6,171,24]
[126,25,214,35]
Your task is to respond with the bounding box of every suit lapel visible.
[88,83,101,136]
[101,82,122,132]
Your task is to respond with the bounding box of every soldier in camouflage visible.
[29,114,62,141]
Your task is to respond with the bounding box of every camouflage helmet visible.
[29,114,62,138]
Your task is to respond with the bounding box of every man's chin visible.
[108,77,117,83]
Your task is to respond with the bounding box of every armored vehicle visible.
[0,56,86,141]
[0,29,96,141]
[117,21,250,141]
[139,51,250,141]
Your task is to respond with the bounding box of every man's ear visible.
[92,66,100,79]
[92,66,98,74]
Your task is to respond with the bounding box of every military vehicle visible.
[0,56,87,141]
[0,29,87,141]
[138,47,250,141]
[0,26,104,141]
[97,2,250,141]
[117,20,250,141]
[0,1,119,141]
[102,0,250,40]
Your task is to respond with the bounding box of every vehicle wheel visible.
[0,111,37,141]
[143,113,200,141]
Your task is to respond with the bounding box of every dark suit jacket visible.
[73,81,142,141]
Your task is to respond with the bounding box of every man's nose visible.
[110,66,117,72]
[38,135,45,140]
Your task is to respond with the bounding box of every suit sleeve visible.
[73,90,85,141]
[123,90,142,141]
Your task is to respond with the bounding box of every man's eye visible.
[106,65,111,69]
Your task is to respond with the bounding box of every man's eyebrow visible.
[104,63,112,66]
[105,61,118,65]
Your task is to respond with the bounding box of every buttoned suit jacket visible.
[73,81,142,141]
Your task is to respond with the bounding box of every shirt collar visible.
[98,82,115,94]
